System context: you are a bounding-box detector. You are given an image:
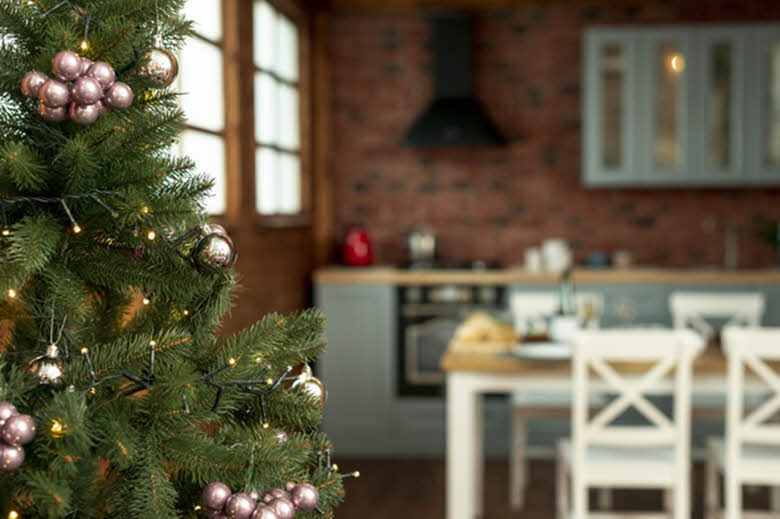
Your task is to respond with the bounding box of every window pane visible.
[768,41,780,167]
[601,44,624,169]
[275,12,299,81]
[256,148,278,214]
[183,0,222,41]
[178,37,224,132]
[255,72,276,144]
[278,154,301,214]
[254,1,275,71]
[710,41,732,168]
[655,42,685,170]
[180,130,226,215]
[278,83,299,150]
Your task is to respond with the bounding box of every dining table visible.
[440,336,768,519]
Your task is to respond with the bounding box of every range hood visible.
[402,13,505,148]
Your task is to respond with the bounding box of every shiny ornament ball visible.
[284,482,296,493]
[71,76,103,105]
[80,57,93,76]
[104,81,134,110]
[0,402,18,429]
[39,102,69,123]
[301,377,327,407]
[202,482,232,510]
[69,102,101,125]
[0,415,36,446]
[205,510,227,519]
[29,355,64,385]
[251,506,279,519]
[195,233,237,269]
[39,79,70,108]
[97,99,112,116]
[262,489,288,504]
[86,61,115,89]
[0,443,24,471]
[225,492,256,519]
[140,41,179,87]
[291,483,319,511]
[21,71,48,99]
[52,50,82,81]
[267,498,295,519]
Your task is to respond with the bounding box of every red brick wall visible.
[329,1,780,268]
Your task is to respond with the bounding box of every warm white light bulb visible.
[147,230,156,241]
[142,297,150,305]
[72,225,82,234]
[7,288,17,299]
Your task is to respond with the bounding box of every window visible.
[253,0,303,216]
[178,0,226,215]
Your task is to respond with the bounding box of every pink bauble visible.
[86,61,116,89]
[52,50,82,82]
[80,57,93,76]
[39,79,70,108]
[225,493,256,519]
[21,71,48,100]
[71,76,103,105]
[69,102,101,125]
[0,443,24,471]
[103,81,133,110]
[267,498,294,519]
[251,506,279,519]
[39,102,68,123]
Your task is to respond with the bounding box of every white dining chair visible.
[669,292,765,340]
[508,291,605,510]
[556,329,704,519]
[705,326,780,519]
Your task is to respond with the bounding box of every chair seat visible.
[511,391,607,407]
[559,440,676,487]
[708,438,780,485]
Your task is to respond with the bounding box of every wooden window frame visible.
[220,0,312,230]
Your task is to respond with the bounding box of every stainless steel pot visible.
[407,228,437,265]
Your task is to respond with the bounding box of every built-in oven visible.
[397,283,505,396]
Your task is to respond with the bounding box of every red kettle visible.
[342,227,374,266]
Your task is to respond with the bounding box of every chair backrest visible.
[722,327,780,449]
[570,329,703,469]
[669,292,765,337]
[510,291,604,334]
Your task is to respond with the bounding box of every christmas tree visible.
[0,1,350,517]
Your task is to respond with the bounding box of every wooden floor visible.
[335,458,772,519]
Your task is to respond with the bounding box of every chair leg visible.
[771,487,780,512]
[705,446,718,519]
[724,471,740,519]
[596,488,612,510]
[509,408,527,510]
[664,488,673,514]
[556,443,569,519]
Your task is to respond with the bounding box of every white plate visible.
[511,342,571,361]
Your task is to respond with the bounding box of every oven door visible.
[399,315,461,396]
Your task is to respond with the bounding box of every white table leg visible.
[447,373,480,519]
[509,409,527,510]
[473,393,484,517]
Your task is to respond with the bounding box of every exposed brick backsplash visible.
[329,2,780,268]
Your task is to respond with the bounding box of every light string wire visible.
[39,1,105,46]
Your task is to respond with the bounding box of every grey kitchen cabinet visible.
[316,284,396,455]
[584,24,779,187]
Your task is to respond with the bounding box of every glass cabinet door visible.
[583,31,637,185]
[753,28,780,179]
[690,29,744,182]
[639,32,691,182]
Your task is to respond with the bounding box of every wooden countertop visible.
[440,346,729,375]
[314,266,780,285]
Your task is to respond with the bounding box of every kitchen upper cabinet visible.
[584,25,777,187]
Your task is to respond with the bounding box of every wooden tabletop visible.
[440,345,729,375]
[314,266,780,286]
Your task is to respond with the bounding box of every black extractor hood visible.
[402,13,505,148]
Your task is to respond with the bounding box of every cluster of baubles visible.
[201,481,319,519]
[291,366,327,408]
[0,402,36,472]
[21,50,133,125]
[192,224,238,270]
